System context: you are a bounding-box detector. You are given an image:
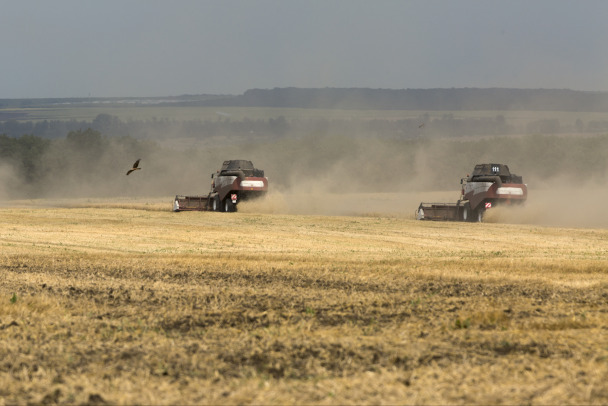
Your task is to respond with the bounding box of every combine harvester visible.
[173,160,268,212]
[417,163,527,222]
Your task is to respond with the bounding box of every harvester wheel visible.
[213,196,220,211]
[224,199,231,212]
[477,209,484,223]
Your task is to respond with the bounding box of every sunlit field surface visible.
[1,195,607,404]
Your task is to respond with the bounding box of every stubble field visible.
[1,196,608,404]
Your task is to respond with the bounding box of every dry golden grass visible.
[1,198,608,405]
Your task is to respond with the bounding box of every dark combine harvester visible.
[417,163,527,222]
[174,160,268,212]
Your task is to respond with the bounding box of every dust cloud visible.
[198,132,608,228]
[2,120,608,229]
[485,183,608,228]
[239,183,608,230]
[0,163,19,201]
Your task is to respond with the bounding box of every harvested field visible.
[1,198,608,404]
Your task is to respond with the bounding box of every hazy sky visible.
[2,0,608,98]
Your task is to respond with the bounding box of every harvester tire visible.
[213,196,220,211]
[223,198,237,212]
[477,209,484,223]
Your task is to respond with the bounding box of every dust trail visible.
[237,190,457,218]
[0,163,17,201]
[485,185,608,228]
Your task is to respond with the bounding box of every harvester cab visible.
[467,163,522,186]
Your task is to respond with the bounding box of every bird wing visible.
[133,159,141,169]
[126,169,134,175]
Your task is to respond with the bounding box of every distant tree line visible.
[3,113,608,141]
[209,88,608,112]
[0,129,158,198]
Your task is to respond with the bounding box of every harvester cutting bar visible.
[416,202,463,221]
[173,195,210,212]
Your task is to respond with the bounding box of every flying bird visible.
[126,159,141,175]
[418,123,425,128]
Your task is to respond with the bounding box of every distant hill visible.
[205,87,608,112]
